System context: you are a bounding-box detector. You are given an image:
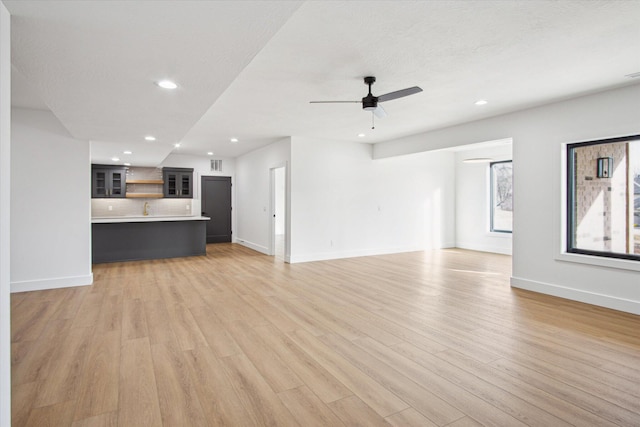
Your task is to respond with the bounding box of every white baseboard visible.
[11,273,93,293]
[235,238,269,255]
[510,276,639,315]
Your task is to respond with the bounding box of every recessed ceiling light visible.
[111,157,120,162]
[357,133,366,138]
[207,152,214,156]
[156,80,178,89]
[230,138,238,143]
[474,100,488,106]
[123,150,132,155]
[174,143,181,148]
[463,157,493,163]
[145,136,156,141]
[124,163,131,166]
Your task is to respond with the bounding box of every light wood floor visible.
[11,244,640,426]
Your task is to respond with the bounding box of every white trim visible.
[235,238,269,255]
[557,141,569,256]
[511,276,640,315]
[11,273,93,293]
[555,252,640,272]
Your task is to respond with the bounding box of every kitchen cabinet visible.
[92,216,209,263]
[92,165,126,198]
[163,167,193,198]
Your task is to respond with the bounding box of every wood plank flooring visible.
[11,244,640,426]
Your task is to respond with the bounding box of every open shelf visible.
[126,193,163,199]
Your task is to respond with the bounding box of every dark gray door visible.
[201,176,232,243]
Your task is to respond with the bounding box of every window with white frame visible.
[490,161,513,233]
[567,135,640,260]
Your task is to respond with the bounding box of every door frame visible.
[269,162,288,261]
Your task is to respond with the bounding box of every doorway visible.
[270,166,286,260]
[201,176,232,243]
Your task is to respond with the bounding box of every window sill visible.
[556,252,640,272]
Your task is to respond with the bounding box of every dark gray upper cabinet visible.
[163,167,193,198]
[92,165,126,198]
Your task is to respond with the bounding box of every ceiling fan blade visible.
[309,101,360,104]
[373,105,387,118]
[377,86,423,103]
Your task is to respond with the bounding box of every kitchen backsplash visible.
[92,198,194,217]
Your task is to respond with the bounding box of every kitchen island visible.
[92,215,210,263]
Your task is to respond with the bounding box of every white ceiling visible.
[6,1,640,166]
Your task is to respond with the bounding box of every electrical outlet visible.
[108,205,113,211]
[186,205,190,210]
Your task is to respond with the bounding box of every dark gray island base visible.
[92,217,209,263]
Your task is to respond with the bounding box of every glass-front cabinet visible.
[92,166,126,198]
[163,167,193,198]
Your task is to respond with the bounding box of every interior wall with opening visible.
[235,137,291,255]
[372,83,640,314]
[454,140,513,255]
[289,136,455,263]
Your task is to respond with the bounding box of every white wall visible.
[290,136,455,263]
[455,143,512,254]
[375,84,640,314]
[0,2,11,424]
[11,108,92,292]
[235,138,291,256]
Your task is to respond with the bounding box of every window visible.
[490,161,513,233]
[567,135,640,261]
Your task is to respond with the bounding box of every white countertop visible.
[92,215,210,223]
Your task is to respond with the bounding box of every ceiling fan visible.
[310,76,422,119]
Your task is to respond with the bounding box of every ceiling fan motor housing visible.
[362,95,378,111]
[363,76,377,110]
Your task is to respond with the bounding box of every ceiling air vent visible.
[211,159,223,172]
